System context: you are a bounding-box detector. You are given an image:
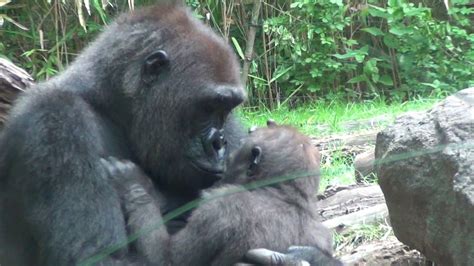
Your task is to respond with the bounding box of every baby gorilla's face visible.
[221,139,261,185]
[220,124,320,192]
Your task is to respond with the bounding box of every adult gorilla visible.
[0,1,321,265]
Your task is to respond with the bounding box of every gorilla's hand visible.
[100,157,155,212]
[243,246,343,266]
[101,157,169,264]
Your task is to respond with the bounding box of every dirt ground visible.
[338,237,428,265]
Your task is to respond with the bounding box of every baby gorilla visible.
[103,123,341,265]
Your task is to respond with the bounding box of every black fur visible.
[0,2,245,265]
[109,125,342,265]
[170,125,337,265]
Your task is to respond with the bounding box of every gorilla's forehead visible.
[116,2,241,84]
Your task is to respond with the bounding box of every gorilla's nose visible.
[215,85,246,109]
[206,128,226,160]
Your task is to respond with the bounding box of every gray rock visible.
[375,88,474,265]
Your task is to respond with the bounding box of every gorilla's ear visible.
[248,146,262,176]
[250,146,262,166]
[248,126,257,134]
[266,119,277,127]
[144,50,170,75]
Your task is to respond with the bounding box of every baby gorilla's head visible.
[222,121,321,196]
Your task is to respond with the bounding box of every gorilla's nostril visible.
[212,134,225,151]
[212,137,224,151]
[206,128,226,157]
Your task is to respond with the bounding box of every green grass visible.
[319,150,355,190]
[237,97,440,137]
[236,97,440,188]
[334,223,393,255]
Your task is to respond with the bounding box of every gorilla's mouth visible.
[190,161,225,177]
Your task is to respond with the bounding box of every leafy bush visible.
[254,0,473,104]
[0,0,472,106]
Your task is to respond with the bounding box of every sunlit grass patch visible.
[237,98,440,136]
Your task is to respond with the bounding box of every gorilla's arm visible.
[104,162,236,266]
[101,158,169,265]
[169,207,223,265]
[0,90,138,265]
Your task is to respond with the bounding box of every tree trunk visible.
[241,0,262,89]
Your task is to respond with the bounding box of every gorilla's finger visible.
[287,246,344,266]
[245,249,309,266]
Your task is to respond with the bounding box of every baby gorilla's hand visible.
[100,157,154,213]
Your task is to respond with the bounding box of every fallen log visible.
[311,131,377,162]
[312,130,377,151]
[318,185,385,222]
[322,203,388,230]
[0,58,34,128]
[354,149,376,183]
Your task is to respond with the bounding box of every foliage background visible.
[1,0,472,107]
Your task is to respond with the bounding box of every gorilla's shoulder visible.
[7,84,94,126]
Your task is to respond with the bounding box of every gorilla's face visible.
[121,6,245,192]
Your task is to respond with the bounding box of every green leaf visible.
[383,34,399,48]
[388,0,399,7]
[355,54,365,63]
[360,45,369,54]
[347,75,367,83]
[0,14,28,30]
[379,75,394,86]
[92,0,108,24]
[334,46,368,62]
[329,0,343,6]
[389,26,413,36]
[364,59,379,75]
[231,37,244,60]
[361,27,384,36]
[333,52,357,59]
[368,5,390,18]
[372,73,380,83]
[270,66,292,83]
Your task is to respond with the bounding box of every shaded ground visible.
[339,237,427,265]
[317,184,428,265]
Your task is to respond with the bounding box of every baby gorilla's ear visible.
[247,146,262,176]
[251,146,262,165]
[266,119,277,127]
[248,126,257,134]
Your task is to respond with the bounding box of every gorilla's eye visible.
[144,50,170,74]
